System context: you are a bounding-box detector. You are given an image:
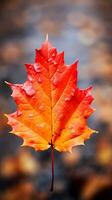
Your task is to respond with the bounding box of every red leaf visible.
[5,36,96,191]
[6,37,96,152]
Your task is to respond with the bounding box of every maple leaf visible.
[5,36,96,191]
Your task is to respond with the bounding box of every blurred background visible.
[0,0,112,199]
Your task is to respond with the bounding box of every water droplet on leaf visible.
[52,76,58,86]
[53,61,57,65]
[29,113,33,118]
[52,53,55,57]
[24,85,35,96]
[28,65,32,69]
[71,89,75,96]
[57,68,63,73]
[38,76,42,83]
[38,122,46,128]
[53,79,57,86]
[71,129,75,134]
[34,64,42,73]
[17,110,22,117]
[58,114,63,120]
[39,105,45,111]
[65,97,71,102]
[28,76,33,82]
[48,58,52,62]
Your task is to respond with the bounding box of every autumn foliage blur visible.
[0,0,112,199]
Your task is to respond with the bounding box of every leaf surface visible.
[6,37,95,152]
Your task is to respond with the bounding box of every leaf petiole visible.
[50,143,54,192]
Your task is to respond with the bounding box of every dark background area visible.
[0,0,112,199]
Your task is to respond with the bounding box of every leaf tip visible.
[21,141,27,147]
[45,33,49,42]
[4,81,11,86]
[69,149,72,153]
[75,59,79,65]
[4,113,8,118]
[95,130,99,134]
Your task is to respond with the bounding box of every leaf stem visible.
[50,143,54,192]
